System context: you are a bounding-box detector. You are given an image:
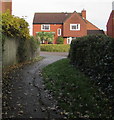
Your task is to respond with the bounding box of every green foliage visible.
[69,35,114,101]
[2,10,30,39]
[43,58,112,118]
[17,36,39,62]
[30,36,40,52]
[1,11,39,63]
[40,44,70,52]
[56,36,64,44]
[36,32,54,43]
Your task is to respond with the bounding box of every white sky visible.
[12,0,113,35]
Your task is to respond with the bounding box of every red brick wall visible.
[107,11,114,38]
[63,12,87,37]
[1,1,12,14]
[33,24,63,44]
[63,38,67,44]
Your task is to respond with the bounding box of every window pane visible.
[45,26,49,30]
[70,24,80,30]
[42,24,50,30]
[72,26,76,29]
[43,25,45,29]
[58,29,61,36]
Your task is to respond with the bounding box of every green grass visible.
[40,44,70,52]
[42,58,113,118]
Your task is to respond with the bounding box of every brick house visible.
[0,0,12,14]
[33,10,104,44]
[107,1,114,38]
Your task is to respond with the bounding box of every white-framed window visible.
[57,28,61,36]
[70,24,80,31]
[67,37,72,44]
[41,24,50,30]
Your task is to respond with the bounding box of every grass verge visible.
[42,58,113,119]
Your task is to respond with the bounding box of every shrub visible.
[69,35,114,101]
[56,36,64,44]
[40,44,70,52]
[17,36,39,62]
[2,10,30,39]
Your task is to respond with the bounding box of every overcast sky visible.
[12,0,113,35]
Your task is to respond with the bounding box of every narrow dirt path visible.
[2,52,68,119]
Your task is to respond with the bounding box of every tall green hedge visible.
[69,35,114,100]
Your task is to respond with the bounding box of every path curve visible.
[2,52,68,119]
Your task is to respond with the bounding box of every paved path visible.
[2,52,68,119]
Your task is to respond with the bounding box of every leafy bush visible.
[69,35,114,101]
[17,36,39,62]
[40,44,70,52]
[56,37,64,44]
[2,10,30,39]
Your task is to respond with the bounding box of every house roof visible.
[33,12,100,31]
[86,20,100,30]
[87,30,105,35]
[33,12,82,24]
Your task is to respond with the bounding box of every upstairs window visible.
[57,28,61,36]
[70,24,80,31]
[41,24,50,30]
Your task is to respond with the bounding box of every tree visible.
[2,10,30,39]
[36,32,54,44]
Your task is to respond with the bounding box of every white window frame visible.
[41,24,50,31]
[67,37,72,44]
[57,28,61,36]
[70,24,80,31]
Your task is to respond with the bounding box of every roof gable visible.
[63,11,86,24]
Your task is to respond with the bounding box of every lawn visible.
[42,58,113,119]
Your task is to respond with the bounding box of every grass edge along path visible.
[42,58,113,119]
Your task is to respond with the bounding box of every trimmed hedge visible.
[69,35,114,100]
[40,44,70,52]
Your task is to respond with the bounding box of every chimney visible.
[1,0,12,14]
[81,9,86,19]
[112,1,114,10]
